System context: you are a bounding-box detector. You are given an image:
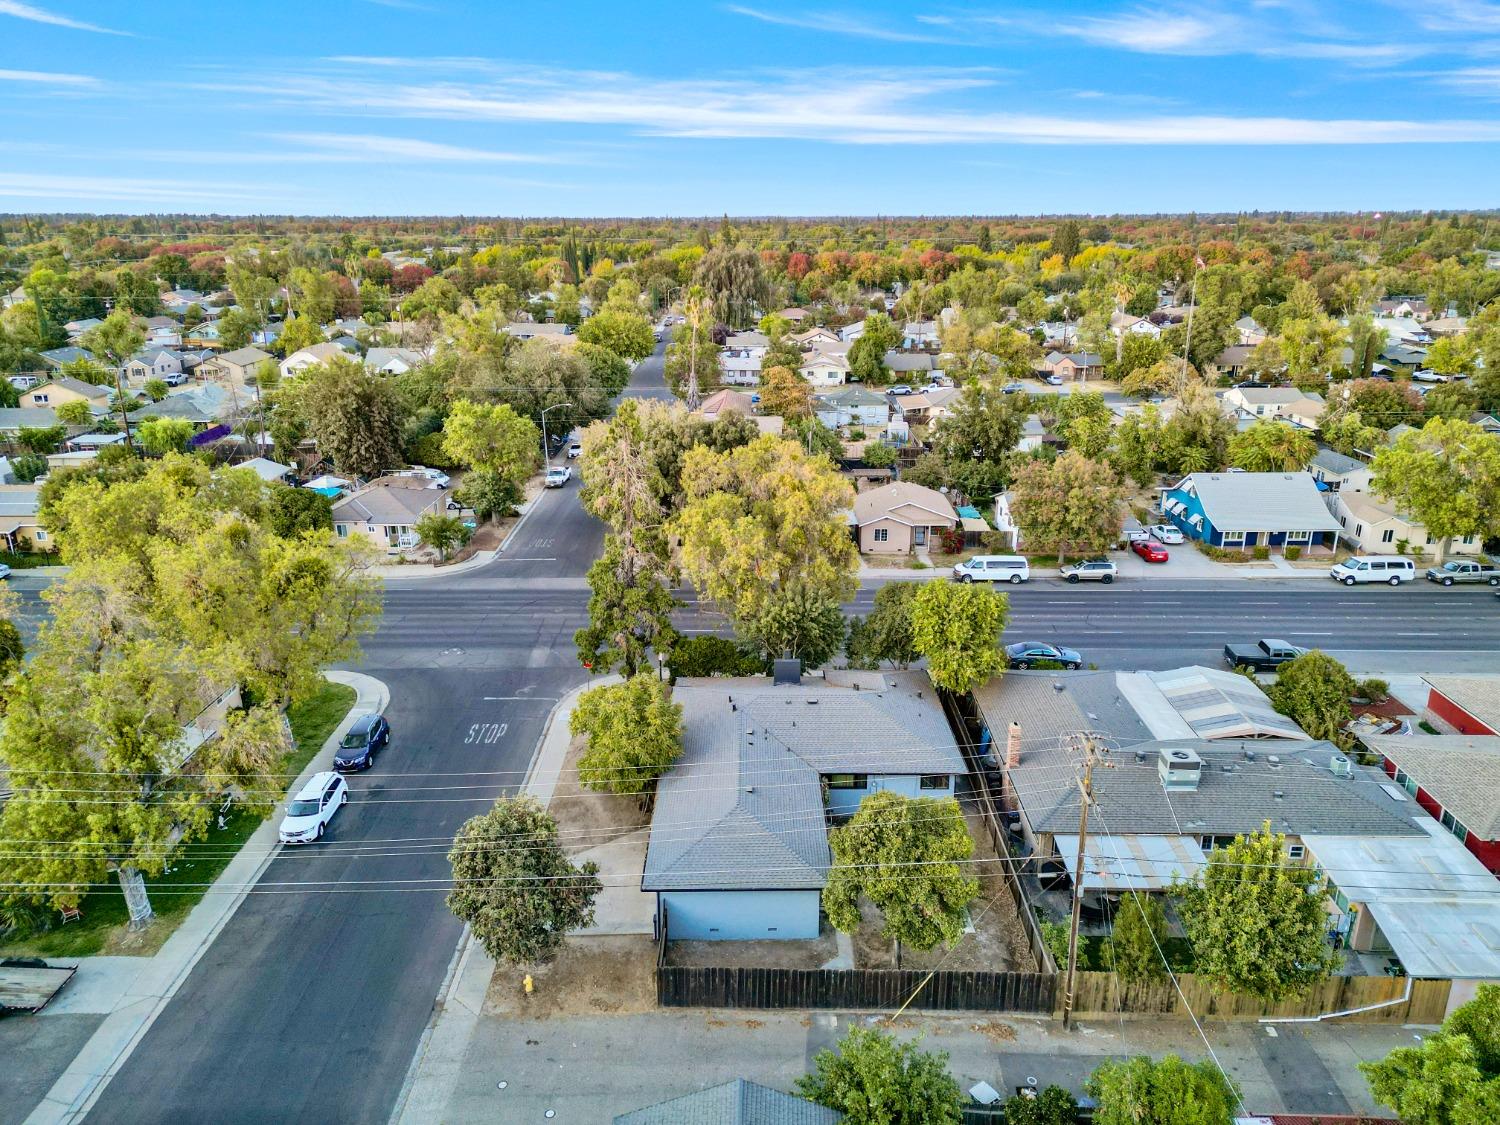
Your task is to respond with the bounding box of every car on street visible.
[1001,382,1027,394]
[0,563,10,580]
[1426,560,1500,586]
[1147,524,1184,544]
[887,384,913,396]
[1329,556,1416,586]
[333,714,390,773]
[545,465,572,487]
[952,555,1030,583]
[1223,638,1306,672]
[1004,641,1083,670]
[1060,558,1117,583]
[1131,539,1169,563]
[566,440,582,459]
[278,772,348,844]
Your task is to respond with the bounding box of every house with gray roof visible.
[1365,734,1500,874]
[38,346,98,370]
[613,1079,841,1125]
[131,384,231,427]
[331,478,459,554]
[1160,471,1342,551]
[814,385,889,430]
[643,672,965,941]
[1310,446,1372,493]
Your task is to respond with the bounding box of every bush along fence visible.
[1062,971,1452,1024]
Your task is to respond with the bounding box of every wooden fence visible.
[1063,971,1451,1023]
[657,964,1057,1013]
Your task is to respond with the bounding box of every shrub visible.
[1357,677,1390,703]
[1252,545,1270,560]
[667,635,763,678]
[10,453,48,483]
[939,527,965,554]
[1283,545,1302,560]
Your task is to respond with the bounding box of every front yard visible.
[0,680,356,959]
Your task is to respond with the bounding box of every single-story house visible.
[642,671,965,941]
[692,389,785,437]
[1110,311,1161,338]
[791,327,841,351]
[1016,415,1045,453]
[0,407,64,437]
[1160,471,1342,550]
[1223,387,1325,425]
[778,307,810,324]
[233,456,293,483]
[1374,297,1430,320]
[1208,344,1256,381]
[838,320,866,344]
[364,347,425,375]
[280,341,348,380]
[718,353,762,385]
[853,480,958,555]
[21,377,111,412]
[38,346,98,370]
[893,386,961,426]
[130,385,232,428]
[722,331,769,357]
[203,347,273,383]
[1310,447,1372,493]
[902,320,939,349]
[1333,491,1480,562]
[1042,351,1105,382]
[0,485,47,552]
[185,320,221,346]
[798,351,848,388]
[504,321,573,342]
[883,351,937,378]
[161,288,205,313]
[1234,315,1268,346]
[815,386,889,431]
[1423,676,1500,737]
[332,478,458,554]
[1367,734,1500,873]
[64,317,103,339]
[613,1079,842,1125]
[121,349,184,382]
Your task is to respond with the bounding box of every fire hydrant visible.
[523,973,534,997]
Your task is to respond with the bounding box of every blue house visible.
[1160,472,1341,551]
[642,672,965,941]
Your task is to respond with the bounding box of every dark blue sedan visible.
[1004,641,1083,670]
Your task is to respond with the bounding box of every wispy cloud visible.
[232,62,1500,145]
[0,1,130,35]
[1441,65,1500,93]
[266,131,570,163]
[0,67,100,86]
[0,173,277,205]
[725,5,952,43]
[1409,1,1500,31]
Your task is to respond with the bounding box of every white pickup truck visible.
[1425,560,1500,586]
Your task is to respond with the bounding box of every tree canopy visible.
[1361,984,1500,1125]
[568,674,683,795]
[1087,1054,1239,1125]
[910,579,1010,694]
[796,1026,965,1125]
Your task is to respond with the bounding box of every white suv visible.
[278,771,348,844]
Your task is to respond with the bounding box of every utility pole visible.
[1062,733,1103,1030]
[685,293,703,412]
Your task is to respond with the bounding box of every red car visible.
[1132,539,1169,563]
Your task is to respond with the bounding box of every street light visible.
[540,401,573,469]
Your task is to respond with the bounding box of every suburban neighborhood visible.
[2,4,1500,1125]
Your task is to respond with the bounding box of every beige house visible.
[1333,491,1482,562]
[203,346,274,383]
[853,481,958,555]
[279,340,348,380]
[691,389,783,437]
[21,376,110,412]
[1223,387,1325,427]
[0,485,48,553]
[331,477,460,555]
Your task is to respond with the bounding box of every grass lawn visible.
[0,680,356,959]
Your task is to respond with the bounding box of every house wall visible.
[825,773,955,818]
[859,518,914,555]
[659,890,820,941]
[1427,688,1498,736]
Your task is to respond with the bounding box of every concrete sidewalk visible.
[390,673,623,1125]
[370,493,544,581]
[22,671,388,1125]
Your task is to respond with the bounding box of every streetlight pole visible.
[539,401,573,470]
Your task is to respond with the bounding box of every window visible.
[1285,529,1311,544]
[335,525,348,538]
[1354,523,1364,538]
[34,393,48,403]
[920,775,948,790]
[825,774,867,790]
[1221,531,1244,546]
[1381,529,1394,544]
[1441,810,1469,842]
[34,529,47,542]
[873,528,889,543]
[1287,844,1305,859]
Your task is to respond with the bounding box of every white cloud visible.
[1442,66,1500,93]
[0,1,129,35]
[725,5,952,43]
[266,131,569,163]
[1411,1,1500,31]
[240,64,1500,145]
[0,173,278,205]
[0,67,99,86]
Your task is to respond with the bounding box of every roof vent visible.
[1267,755,1281,768]
[1220,764,1233,773]
[1330,753,1352,779]
[1134,749,1146,764]
[772,658,801,686]
[806,698,819,705]
[1244,749,1256,762]
[1273,789,1285,800]
[744,786,755,794]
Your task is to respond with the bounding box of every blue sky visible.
[3,0,1500,215]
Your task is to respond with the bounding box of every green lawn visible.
[0,680,357,959]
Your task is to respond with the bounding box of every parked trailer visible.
[0,958,77,1013]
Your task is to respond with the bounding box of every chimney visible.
[1006,722,1022,769]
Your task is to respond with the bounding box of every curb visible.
[386,674,617,1125]
[375,491,547,582]
[25,672,389,1125]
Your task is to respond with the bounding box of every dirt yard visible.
[548,734,651,857]
[667,931,841,970]
[485,935,657,1019]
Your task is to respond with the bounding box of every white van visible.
[953,555,1030,584]
[1329,556,1417,587]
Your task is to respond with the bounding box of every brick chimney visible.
[1006,722,1022,768]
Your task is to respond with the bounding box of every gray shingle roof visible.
[0,408,63,432]
[614,1080,841,1125]
[1175,472,1343,533]
[1311,447,1365,475]
[973,670,1154,753]
[1422,676,1500,735]
[1362,735,1500,839]
[332,482,449,525]
[215,346,274,367]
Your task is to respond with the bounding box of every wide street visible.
[9,341,1491,1123]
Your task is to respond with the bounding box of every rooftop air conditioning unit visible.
[1158,747,1202,792]
[1330,753,1353,779]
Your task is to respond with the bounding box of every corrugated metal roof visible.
[1055,832,1208,892]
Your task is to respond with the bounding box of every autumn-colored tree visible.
[757,364,813,419]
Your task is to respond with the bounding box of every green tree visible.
[1424,381,1479,421]
[663,293,721,400]
[1320,410,1384,459]
[576,307,655,362]
[1087,1054,1239,1125]
[825,791,979,954]
[414,511,469,561]
[910,579,1009,694]
[927,379,1025,501]
[1360,984,1500,1125]
[568,673,683,795]
[758,364,814,419]
[445,796,601,965]
[740,586,846,668]
[573,534,679,677]
[862,441,896,468]
[1265,649,1356,747]
[575,341,632,398]
[214,306,259,352]
[1176,823,1338,1000]
[141,377,170,402]
[1003,1086,1079,1125]
[848,314,900,384]
[846,580,918,669]
[440,399,539,487]
[17,425,67,454]
[666,635,763,677]
[1010,451,1125,567]
[136,416,194,455]
[79,309,144,436]
[1425,334,1480,379]
[455,468,521,522]
[1227,420,1316,472]
[276,313,325,357]
[9,453,49,484]
[262,481,333,537]
[796,1026,965,1125]
[55,399,94,425]
[291,355,405,478]
[692,246,771,327]
[1108,893,1170,982]
[1372,418,1500,558]
[1052,219,1081,265]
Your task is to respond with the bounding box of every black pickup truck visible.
[1223,638,1306,673]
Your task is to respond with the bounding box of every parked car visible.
[887,385,913,396]
[545,466,572,488]
[1001,382,1027,394]
[1329,556,1416,586]
[1132,539,1169,563]
[1147,524,1184,544]
[1060,558,1117,583]
[1223,638,1306,672]
[1005,641,1082,670]
[566,440,582,459]
[278,772,348,844]
[0,563,11,580]
[163,372,188,386]
[952,555,1030,584]
[387,466,450,488]
[333,714,390,773]
[1425,560,1500,586]
[1043,374,1064,386]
